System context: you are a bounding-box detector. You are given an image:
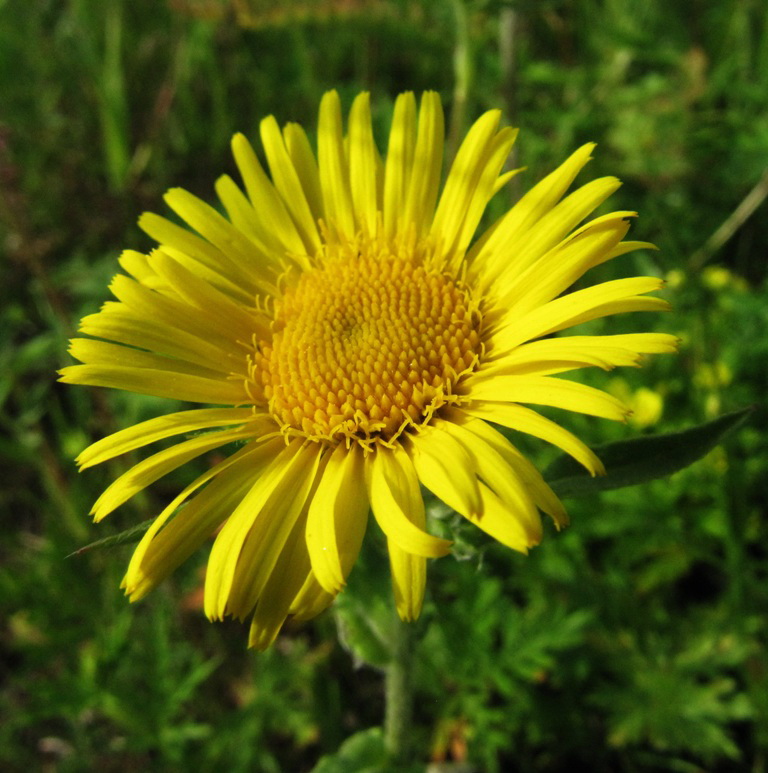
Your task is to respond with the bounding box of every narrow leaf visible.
[67,518,153,557]
[545,406,754,498]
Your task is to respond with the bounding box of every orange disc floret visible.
[250,235,483,448]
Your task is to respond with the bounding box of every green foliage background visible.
[1,0,766,770]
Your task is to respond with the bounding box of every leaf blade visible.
[545,406,755,497]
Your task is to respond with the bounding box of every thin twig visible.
[688,166,768,271]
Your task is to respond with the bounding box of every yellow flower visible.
[607,378,665,428]
[628,387,665,428]
[60,91,676,649]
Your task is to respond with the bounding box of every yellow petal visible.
[78,306,246,375]
[601,332,680,354]
[405,424,482,517]
[230,132,308,259]
[138,212,260,300]
[493,214,633,314]
[470,483,537,552]
[473,175,621,288]
[388,544,426,622]
[118,249,156,285]
[225,443,322,620]
[214,174,282,259]
[478,345,641,378]
[260,114,321,255]
[383,445,428,621]
[449,410,568,527]
[305,443,368,594]
[402,91,444,236]
[148,251,270,342]
[489,277,669,354]
[318,90,355,238]
[466,375,631,421]
[431,109,501,233]
[90,424,258,521]
[283,121,324,223]
[203,441,313,620]
[58,363,247,405]
[491,166,525,196]
[365,445,452,558]
[605,239,658,261]
[248,512,313,650]
[289,573,335,622]
[106,274,253,358]
[348,92,379,235]
[479,333,679,377]
[475,143,596,279]
[430,109,506,263]
[77,407,257,470]
[68,338,221,379]
[464,401,604,476]
[449,126,518,265]
[383,91,417,238]
[434,418,542,544]
[123,439,282,601]
[164,186,290,277]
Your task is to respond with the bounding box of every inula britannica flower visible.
[60,91,676,648]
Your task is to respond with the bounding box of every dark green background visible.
[1,1,766,770]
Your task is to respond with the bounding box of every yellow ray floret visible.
[380,447,428,621]
[306,443,368,594]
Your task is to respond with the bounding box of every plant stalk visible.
[384,611,416,763]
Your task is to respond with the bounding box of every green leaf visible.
[333,537,395,670]
[67,518,154,558]
[545,406,755,498]
[333,595,393,671]
[310,728,387,773]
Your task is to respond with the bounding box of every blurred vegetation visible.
[1,0,767,770]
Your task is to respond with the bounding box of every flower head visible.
[61,91,676,649]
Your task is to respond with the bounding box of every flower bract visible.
[60,90,676,649]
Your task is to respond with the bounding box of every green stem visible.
[499,6,522,202]
[384,612,415,763]
[447,0,471,163]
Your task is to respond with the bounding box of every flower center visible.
[250,236,482,448]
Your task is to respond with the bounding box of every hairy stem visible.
[384,612,416,763]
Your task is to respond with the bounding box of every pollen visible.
[250,236,483,448]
